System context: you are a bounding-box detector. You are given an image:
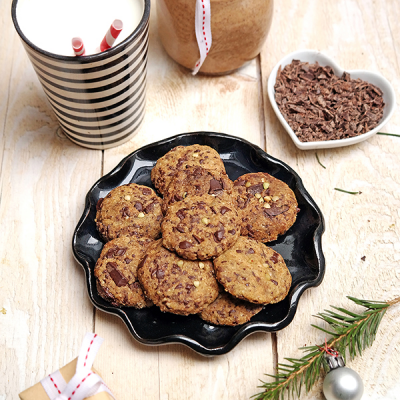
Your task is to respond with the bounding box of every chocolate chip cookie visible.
[94,236,154,308]
[213,236,292,304]
[95,183,163,242]
[162,195,240,260]
[151,144,226,196]
[199,289,263,326]
[162,166,233,214]
[137,240,219,316]
[233,172,298,242]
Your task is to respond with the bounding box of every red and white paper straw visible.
[100,19,123,52]
[72,37,85,56]
[193,0,212,75]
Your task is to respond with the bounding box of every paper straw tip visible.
[72,37,85,56]
[100,20,124,52]
[113,19,123,31]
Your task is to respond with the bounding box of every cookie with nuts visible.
[150,144,226,196]
[214,236,292,305]
[95,183,163,242]
[199,289,263,326]
[233,172,298,242]
[137,240,219,316]
[162,166,233,214]
[94,236,154,308]
[161,195,241,260]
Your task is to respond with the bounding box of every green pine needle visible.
[377,132,400,138]
[252,296,400,400]
[315,153,326,169]
[334,188,361,195]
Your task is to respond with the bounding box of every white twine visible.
[40,333,115,400]
[192,0,212,75]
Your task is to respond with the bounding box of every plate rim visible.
[72,131,326,356]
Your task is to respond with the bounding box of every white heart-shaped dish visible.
[267,50,396,150]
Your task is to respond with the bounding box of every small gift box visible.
[19,333,114,400]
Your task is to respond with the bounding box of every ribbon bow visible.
[40,333,115,400]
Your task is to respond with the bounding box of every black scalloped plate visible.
[72,132,325,356]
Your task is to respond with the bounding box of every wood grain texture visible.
[1,0,399,399]
[260,0,400,399]
[0,0,100,397]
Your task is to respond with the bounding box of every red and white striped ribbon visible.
[192,0,212,75]
[71,37,85,56]
[100,19,123,52]
[40,333,115,400]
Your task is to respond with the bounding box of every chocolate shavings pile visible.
[274,60,385,142]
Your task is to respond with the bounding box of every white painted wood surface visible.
[1,1,399,399]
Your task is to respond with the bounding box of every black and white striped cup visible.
[11,0,150,150]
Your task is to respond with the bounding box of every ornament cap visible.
[324,352,345,371]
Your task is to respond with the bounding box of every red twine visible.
[318,338,339,357]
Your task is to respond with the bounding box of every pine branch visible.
[253,296,400,400]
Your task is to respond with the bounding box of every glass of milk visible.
[11,0,150,150]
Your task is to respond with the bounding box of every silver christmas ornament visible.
[323,352,364,400]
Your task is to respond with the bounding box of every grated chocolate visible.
[274,60,385,142]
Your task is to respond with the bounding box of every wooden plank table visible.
[1,1,399,399]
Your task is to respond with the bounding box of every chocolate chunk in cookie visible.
[95,183,163,242]
[137,240,219,316]
[213,236,292,304]
[94,236,154,308]
[233,172,298,242]
[162,166,233,214]
[151,144,226,196]
[162,195,240,260]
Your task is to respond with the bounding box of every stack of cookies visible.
[94,144,298,326]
